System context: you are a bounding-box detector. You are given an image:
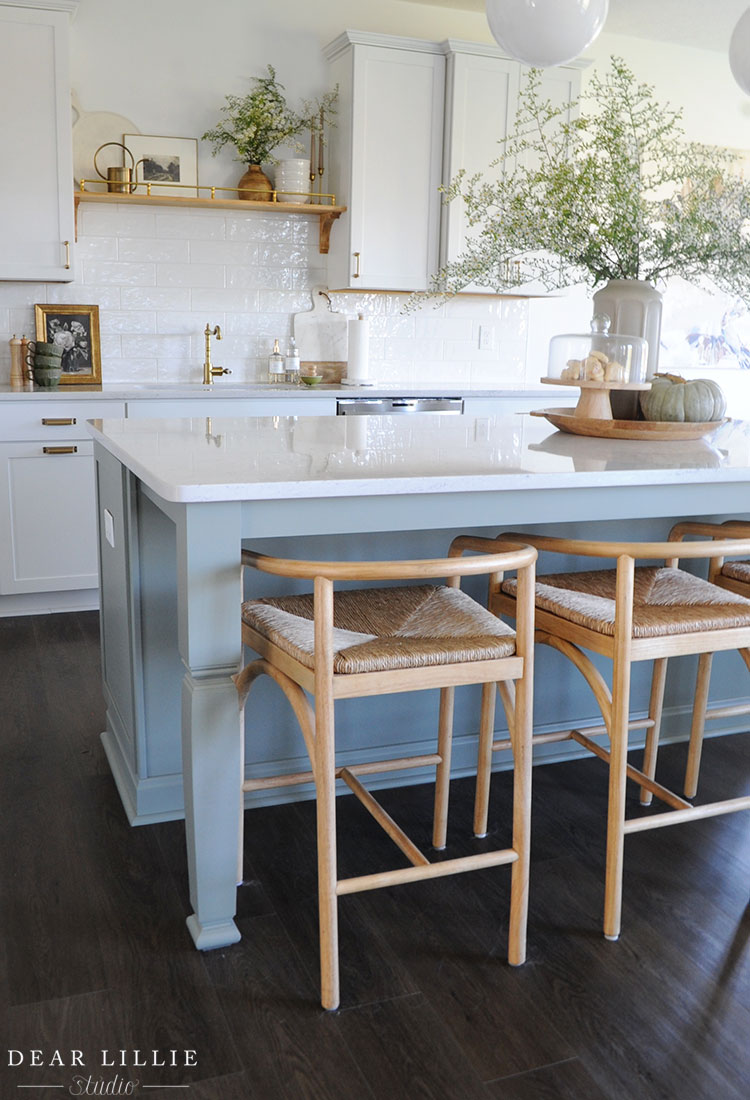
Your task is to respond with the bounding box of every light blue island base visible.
[90,412,750,949]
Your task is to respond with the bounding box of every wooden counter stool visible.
[235,536,536,1010]
[484,524,750,943]
[668,520,750,798]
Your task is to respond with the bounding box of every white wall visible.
[2,1,749,395]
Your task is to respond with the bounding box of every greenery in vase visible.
[202,65,304,166]
[429,57,750,300]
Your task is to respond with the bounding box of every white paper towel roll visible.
[346,314,370,383]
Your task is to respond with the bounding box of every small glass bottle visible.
[267,338,285,383]
[285,337,300,384]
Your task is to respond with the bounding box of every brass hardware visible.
[63,240,71,269]
[43,446,77,455]
[77,178,337,205]
[203,323,232,385]
[353,252,361,279]
[42,417,76,426]
[94,142,138,194]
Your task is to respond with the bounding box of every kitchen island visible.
[89,410,750,951]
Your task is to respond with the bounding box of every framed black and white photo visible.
[35,304,102,385]
[124,133,199,197]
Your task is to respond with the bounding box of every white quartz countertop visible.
[87,411,748,504]
[0,382,561,401]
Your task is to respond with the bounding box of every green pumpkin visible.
[640,373,727,423]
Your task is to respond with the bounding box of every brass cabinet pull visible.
[353,251,361,279]
[42,417,77,426]
[63,240,71,269]
[43,445,77,455]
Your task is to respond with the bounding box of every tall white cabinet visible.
[0,0,77,282]
[324,32,446,291]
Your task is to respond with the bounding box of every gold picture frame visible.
[35,304,102,386]
[123,133,199,198]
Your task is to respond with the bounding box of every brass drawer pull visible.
[353,251,361,278]
[43,446,78,455]
[42,417,77,426]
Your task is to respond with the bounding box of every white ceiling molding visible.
[0,0,79,12]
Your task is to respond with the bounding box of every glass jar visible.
[547,314,648,385]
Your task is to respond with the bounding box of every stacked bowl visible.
[275,159,311,203]
[27,341,63,388]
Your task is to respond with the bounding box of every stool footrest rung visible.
[340,767,429,868]
[242,752,443,792]
[336,848,519,896]
[624,795,750,834]
[570,729,692,811]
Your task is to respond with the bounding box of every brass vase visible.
[237,164,273,201]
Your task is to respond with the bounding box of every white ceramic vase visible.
[592,279,663,419]
[592,279,663,378]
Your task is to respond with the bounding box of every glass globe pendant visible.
[485,0,609,68]
[730,8,750,95]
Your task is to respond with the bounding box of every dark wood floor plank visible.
[486,1058,615,1100]
[335,994,493,1100]
[200,912,377,1100]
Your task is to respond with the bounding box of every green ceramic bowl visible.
[33,354,64,369]
[31,341,63,358]
[33,364,62,389]
[300,374,322,387]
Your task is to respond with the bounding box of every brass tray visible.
[531,407,729,441]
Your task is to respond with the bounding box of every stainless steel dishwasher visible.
[336,396,464,416]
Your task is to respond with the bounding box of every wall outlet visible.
[478,324,495,351]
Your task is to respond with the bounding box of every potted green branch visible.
[202,65,304,200]
[430,57,750,377]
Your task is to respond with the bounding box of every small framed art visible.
[124,133,199,197]
[34,304,102,385]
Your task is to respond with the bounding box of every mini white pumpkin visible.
[640,373,727,423]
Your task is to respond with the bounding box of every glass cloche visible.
[546,314,648,385]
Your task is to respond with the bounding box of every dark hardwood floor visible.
[1,611,749,1098]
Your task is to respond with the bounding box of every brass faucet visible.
[203,324,232,385]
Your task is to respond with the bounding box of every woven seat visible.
[236,538,536,1010]
[502,566,750,638]
[242,584,516,675]
[487,524,750,945]
[720,559,750,585]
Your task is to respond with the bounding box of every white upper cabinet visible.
[0,1,77,282]
[441,41,583,294]
[325,32,446,292]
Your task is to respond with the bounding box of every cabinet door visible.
[0,3,75,282]
[441,49,519,290]
[0,440,97,593]
[326,36,446,291]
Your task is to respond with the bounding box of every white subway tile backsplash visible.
[118,237,190,263]
[122,333,192,359]
[83,260,156,286]
[101,311,156,334]
[157,262,224,288]
[121,287,191,310]
[1,206,540,387]
[156,213,227,240]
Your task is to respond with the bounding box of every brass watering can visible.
[93,141,142,194]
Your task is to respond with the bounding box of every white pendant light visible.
[730,8,750,95]
[486,0,609,68]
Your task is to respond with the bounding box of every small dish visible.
[300,374,322,387]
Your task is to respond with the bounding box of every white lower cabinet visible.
[0,400,125,596]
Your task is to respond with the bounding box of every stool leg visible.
[508,674,531,966]
[639,657,668,806]
[314,694,339,1011]
[473,681,498,839]
[685,652,713,799]
[604,558,634,942]
[433,686,455,850]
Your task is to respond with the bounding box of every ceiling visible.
[400,0,749,53]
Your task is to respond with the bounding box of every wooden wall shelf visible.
[73,191,346,254]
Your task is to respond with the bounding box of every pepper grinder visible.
[9,334,24,389]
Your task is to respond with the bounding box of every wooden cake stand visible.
[539,376,650,420]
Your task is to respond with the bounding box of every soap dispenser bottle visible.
[285,337,300,384]
[267,338,285,383]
